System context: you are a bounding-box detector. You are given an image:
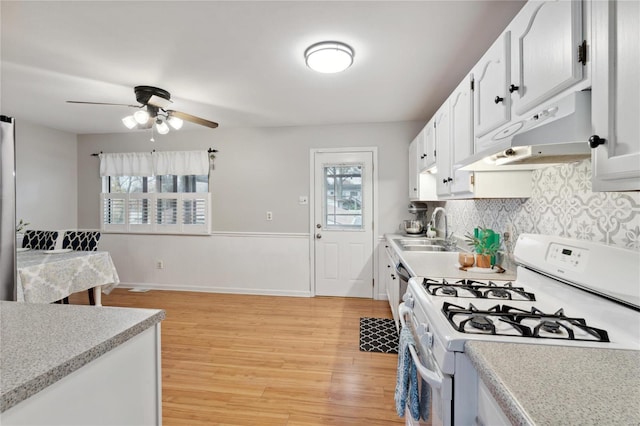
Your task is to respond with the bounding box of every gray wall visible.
[77,121,423,235]
[15,120,78,230]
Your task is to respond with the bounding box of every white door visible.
[313,151,374,298]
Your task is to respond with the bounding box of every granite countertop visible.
[0,301,165,412]
[466,341,640,425]
[384,234,517,281]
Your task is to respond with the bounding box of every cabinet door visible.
[449,76,474,196]
[435,102,451,197]
[591,0,640,191]
[511,0,584,116]
[473,32,511,139]
[422,119,436,171]
[409,136,419,199]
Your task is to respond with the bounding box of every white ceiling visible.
[0,1,525,135]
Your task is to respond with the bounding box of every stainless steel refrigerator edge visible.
[0,115,16,301]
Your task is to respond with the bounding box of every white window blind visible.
[100,150,211,235]
[102,193,211,234]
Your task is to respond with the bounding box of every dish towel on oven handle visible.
[395,326,420,419]
[420,377,431,421]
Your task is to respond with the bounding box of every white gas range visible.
[399,234,640,426]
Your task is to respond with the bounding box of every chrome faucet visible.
[431,207,449,241]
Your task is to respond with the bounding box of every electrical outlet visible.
[156,260,164,269]
[266,211,273,221]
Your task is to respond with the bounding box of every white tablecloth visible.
[17,250,120,303]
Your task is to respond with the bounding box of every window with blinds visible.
[101,175,210,234]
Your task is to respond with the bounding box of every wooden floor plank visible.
[69,289,405,425]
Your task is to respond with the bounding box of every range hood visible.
[457,91,592,171]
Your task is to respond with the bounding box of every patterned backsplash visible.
[441,159,640,253]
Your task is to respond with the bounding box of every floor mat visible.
[359,317,399,354]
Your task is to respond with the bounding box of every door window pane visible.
[323,164,363,229]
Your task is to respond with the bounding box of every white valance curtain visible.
[99,151,209,176]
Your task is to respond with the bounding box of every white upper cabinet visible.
[591,0,640,191]
[434,101,452,197]
[420,119,436,172]
[472,32,511,139]
[448,76,474,196]
[408,135,419,199]
[510,0,585,116]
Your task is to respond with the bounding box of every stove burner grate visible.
[421,278,536,301]
[441,302,610,342]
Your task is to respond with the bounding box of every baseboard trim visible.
[118,283,312,298]
[209,232,309,239]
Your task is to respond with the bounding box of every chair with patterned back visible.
[62,231,101,252]
[22,230,59,250]
[62,231,102,305]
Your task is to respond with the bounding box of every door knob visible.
[588,135,606,148]
[316,224,321,229]
[316,233,322,239]
[494,96,504,104]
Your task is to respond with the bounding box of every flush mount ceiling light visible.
[304,41,354,73]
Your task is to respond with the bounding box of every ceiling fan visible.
[67,86,219,134]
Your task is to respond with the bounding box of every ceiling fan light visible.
[121,115,137,129]
[305,41,354,73]
[167,116,184,130]
[133,109,150,125]
[155,120,170,135]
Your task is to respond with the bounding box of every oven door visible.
[395,262,412,301]
[399,303,453,426]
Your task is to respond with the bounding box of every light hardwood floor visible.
[70,289,405,425]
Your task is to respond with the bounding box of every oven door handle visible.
[399,304,444,390]
[408,344,443,390]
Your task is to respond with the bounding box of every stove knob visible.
[404,296,414,309]
[420,332,434,348]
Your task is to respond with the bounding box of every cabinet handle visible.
[494,96,504,104]
[447,177,453,182]
[588,135,606,149]
[508,84,519,93]
[442,178,448,184]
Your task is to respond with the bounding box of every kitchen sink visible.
[397,239,441,246]
[401,245,446,252]
[394,238,452,252]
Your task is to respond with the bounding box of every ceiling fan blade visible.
[66,100,139,108]
[147,95,172,109]
[167,110,219,129]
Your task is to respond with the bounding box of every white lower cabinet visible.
[476,380,511,426]
[2,326,162,426]
[381,242,400,331]
[591,0,640,191]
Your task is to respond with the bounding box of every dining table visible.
[16,249,120,306]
